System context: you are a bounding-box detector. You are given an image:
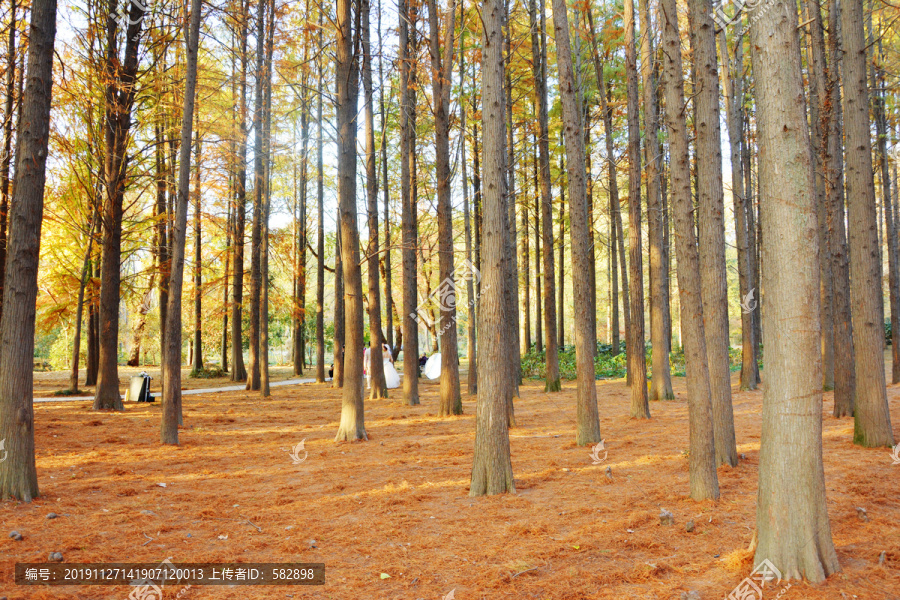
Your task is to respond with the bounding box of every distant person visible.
[419,353,428,368]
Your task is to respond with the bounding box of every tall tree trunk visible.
[659,0,718,501]
[428,0,461,414]
[528,0,560,392]
[533,137,542,353]
[624,0,648,418]
[245,0,266,392]
[258,0,274,397]
[749,0,841,579]
[551,0,601,445]
[230,0,249,382]
[718,24,759,391]
[379,1,393,356]
[94,0,146,410]
[460,15,476,395]
[558,168,564,349]
[640,0,673,401]
[400,0,420,405]
[161,0,203,445]
[470,0,514,496]
[333,205,344,388]
[334,0,366,441]
[363,0,387,398]
[191,124,203,374]
[688,0,735,465]
[0,0,17,326]
[71,212,99,391]
[503,8,521,397]
[0,0,57,502]
[842,0,894,447]
[315,6,326,383]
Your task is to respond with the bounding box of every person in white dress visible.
[364,343,400,389]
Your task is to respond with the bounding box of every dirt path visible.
[1,370,897,599]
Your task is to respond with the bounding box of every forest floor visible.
[2,360,899,599]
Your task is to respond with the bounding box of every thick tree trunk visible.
[470,0,514,495]
[0,0,17,326]
[0,0,57,501]
[624,0,648,418]
[660,0,718,501]
[161,0,203,445]
[551,0,601,445]
[400,0,420,405]
[640,0,673,401]
[749,0,841,579]
[841,0,894,446]
[334,0,366,441]
[71,213,98,390]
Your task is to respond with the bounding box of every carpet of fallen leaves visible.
[2,362,899,600]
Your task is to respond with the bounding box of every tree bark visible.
[624,0,648,418]
[0,0,57,501]
[191,124,203,374]
[460,16,477,395]
[640,0,673,401]
[230,0,249,383]
[400,0,420,405]
[659,0,718,500]
[470,0,514,495]
[161,0,203,445]
[551,0,602,445]
[749,0,841,579]
[842,0,894,446]
[363,0,387,398]
[334,0,366,441]
[528,0,560,392]
[315,6,326,383]
[94,0,146,411]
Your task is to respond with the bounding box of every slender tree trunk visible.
[428,0,461,414]
[400,0,420,405]
[333,204,344,388]
[379,2,393,356]
[245,0,265,392]
[503,8,521,396]
[533,137,542,353]
[0,0,17,325]
[191,124,203,374]
[334,0,366,441]
[470,0,514,495]
[624,0,648,418]
[71,212,98,391]
[460,16,476,395]
[161,0,203,444]
[659,0,718,501]
[842,0,894,446]
[230,0,249,382]
[640,0,673,400]
[558,170,564,349]
[315,6,326,383]
[0,0,57,502]
[363,0,387,398]
[259,0,274,397]
[529,0,560,392]
[749,0,841,579]
[718,24,759,391]
[551,0,601,445]
[688,0,735,465]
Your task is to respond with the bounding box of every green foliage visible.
[190,366,226,379]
